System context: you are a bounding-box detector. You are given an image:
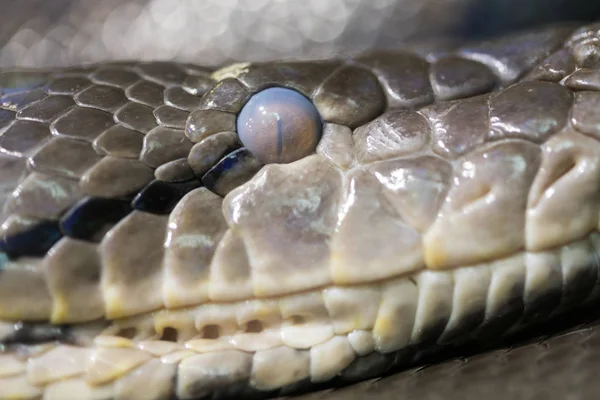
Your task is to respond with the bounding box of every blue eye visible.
[237,87,322,164]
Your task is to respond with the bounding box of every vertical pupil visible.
[237,87,322,164]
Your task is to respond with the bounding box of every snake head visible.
[2,22,600,400]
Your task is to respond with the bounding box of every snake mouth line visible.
[88,229,600,348]
[2,230,599,399]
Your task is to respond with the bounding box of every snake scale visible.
[1,20,600,400]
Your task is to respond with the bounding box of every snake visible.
[1,18,600,400]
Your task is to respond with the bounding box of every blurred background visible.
[0,0,599,68]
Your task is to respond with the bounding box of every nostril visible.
[290,315,305,325]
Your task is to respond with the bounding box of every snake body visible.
[1,21,600,400]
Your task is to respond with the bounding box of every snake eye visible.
[237,87,322,164]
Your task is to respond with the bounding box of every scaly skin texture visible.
[1,22,600,400]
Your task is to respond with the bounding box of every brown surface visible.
[297,305,600,400]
